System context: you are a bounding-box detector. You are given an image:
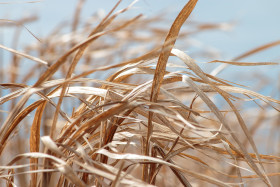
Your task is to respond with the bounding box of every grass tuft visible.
[0,0,280,186]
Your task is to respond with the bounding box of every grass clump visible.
[0,0,280,186]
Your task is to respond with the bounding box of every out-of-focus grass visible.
[0,0,280,186]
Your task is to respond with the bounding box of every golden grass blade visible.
[209,60,279,66]
[0,101,42,155]
[33,14,140,87]
[222,96,272,186]
[0,44,48,66]
[146,0,198,180]
[211,40,280,75]
[29,101,46,187]
[233,40,280,61]
[0,85,28,105]
[171,48,236,99]
[0,89,36,142]
[150,0,198,102]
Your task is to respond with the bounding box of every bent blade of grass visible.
[29,101,47,187]
[171,48,236,100]
[147,0,198,180]
[149,0,198,102]
[50,86,108,98]
[0,88,38,142]
[0,101,42,155]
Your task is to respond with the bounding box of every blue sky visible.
[1,0,280,88]
[1,0,280,58]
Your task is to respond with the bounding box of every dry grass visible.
[0,0,280,186]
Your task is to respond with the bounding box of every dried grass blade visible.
[0,89,36,143]
[33,14,141,88]
[212,40,280,75]
[209,60,278,66]
[150,0,198,102]
[0,101,42,155]
[0,86,28,105]
[171,48,235,99]
[146,0,198,180]
[29,101,47,187]
[233,40,280,61]
[0,44,48,66]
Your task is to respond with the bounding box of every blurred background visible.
[1,0,280,95]
[1,0,280,56]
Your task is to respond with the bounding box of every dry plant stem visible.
[145,0,198,182]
